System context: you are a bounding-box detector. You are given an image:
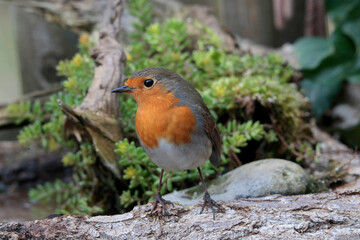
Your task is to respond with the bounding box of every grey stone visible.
[164,159,309,205]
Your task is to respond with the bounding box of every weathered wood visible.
[1,190,359,239]
[58,0,126,178]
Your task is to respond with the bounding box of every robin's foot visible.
[151,192,174,216]
[200,191,224,219]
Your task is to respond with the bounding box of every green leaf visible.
[330,30,356,60]
[342,19,360,46]
[348,72,360,82]
[347,54,360,82]
[326,0,360,25]
[301,54,356,116]
[294,38,334,70]
[301,78,342,117]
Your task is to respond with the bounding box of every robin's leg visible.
[152,169,173,215]
[198,167,224,219]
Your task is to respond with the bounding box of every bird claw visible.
[151,192,174,216]
[200,192,224,220]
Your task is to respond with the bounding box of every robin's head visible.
[112,67,195,106]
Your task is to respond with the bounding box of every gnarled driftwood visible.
[58,0,126,178]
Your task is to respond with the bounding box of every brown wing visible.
[203,111,222,167]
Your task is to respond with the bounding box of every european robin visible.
[112,67,223,219]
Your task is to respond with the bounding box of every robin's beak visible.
[111,85,134,93]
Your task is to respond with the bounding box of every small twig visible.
[230,151,242,166]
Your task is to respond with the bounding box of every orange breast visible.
[135,90,196,148]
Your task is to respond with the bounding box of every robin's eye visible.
[144,79,154,88]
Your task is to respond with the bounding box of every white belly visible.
[143,136,212,170]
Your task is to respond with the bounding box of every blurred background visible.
[0,0,359,221]
[0,0,327,105]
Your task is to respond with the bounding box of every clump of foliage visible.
[116,0,314,207]
[7,35,112,215]
[7,34,93,151]
[294,0,360,116]
[7,0,315,214]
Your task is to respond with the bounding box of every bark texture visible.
[1,190,360,239]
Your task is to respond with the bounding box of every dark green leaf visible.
[294,38,334,70]
[347,54,360,82]
[348,73,360,82]
[343,19,360,46]
[326,0,360,25]
[301,55,356,116]
[330,30,356,60]
[302,78,339,116]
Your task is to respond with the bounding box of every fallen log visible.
[1,189,359,239]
